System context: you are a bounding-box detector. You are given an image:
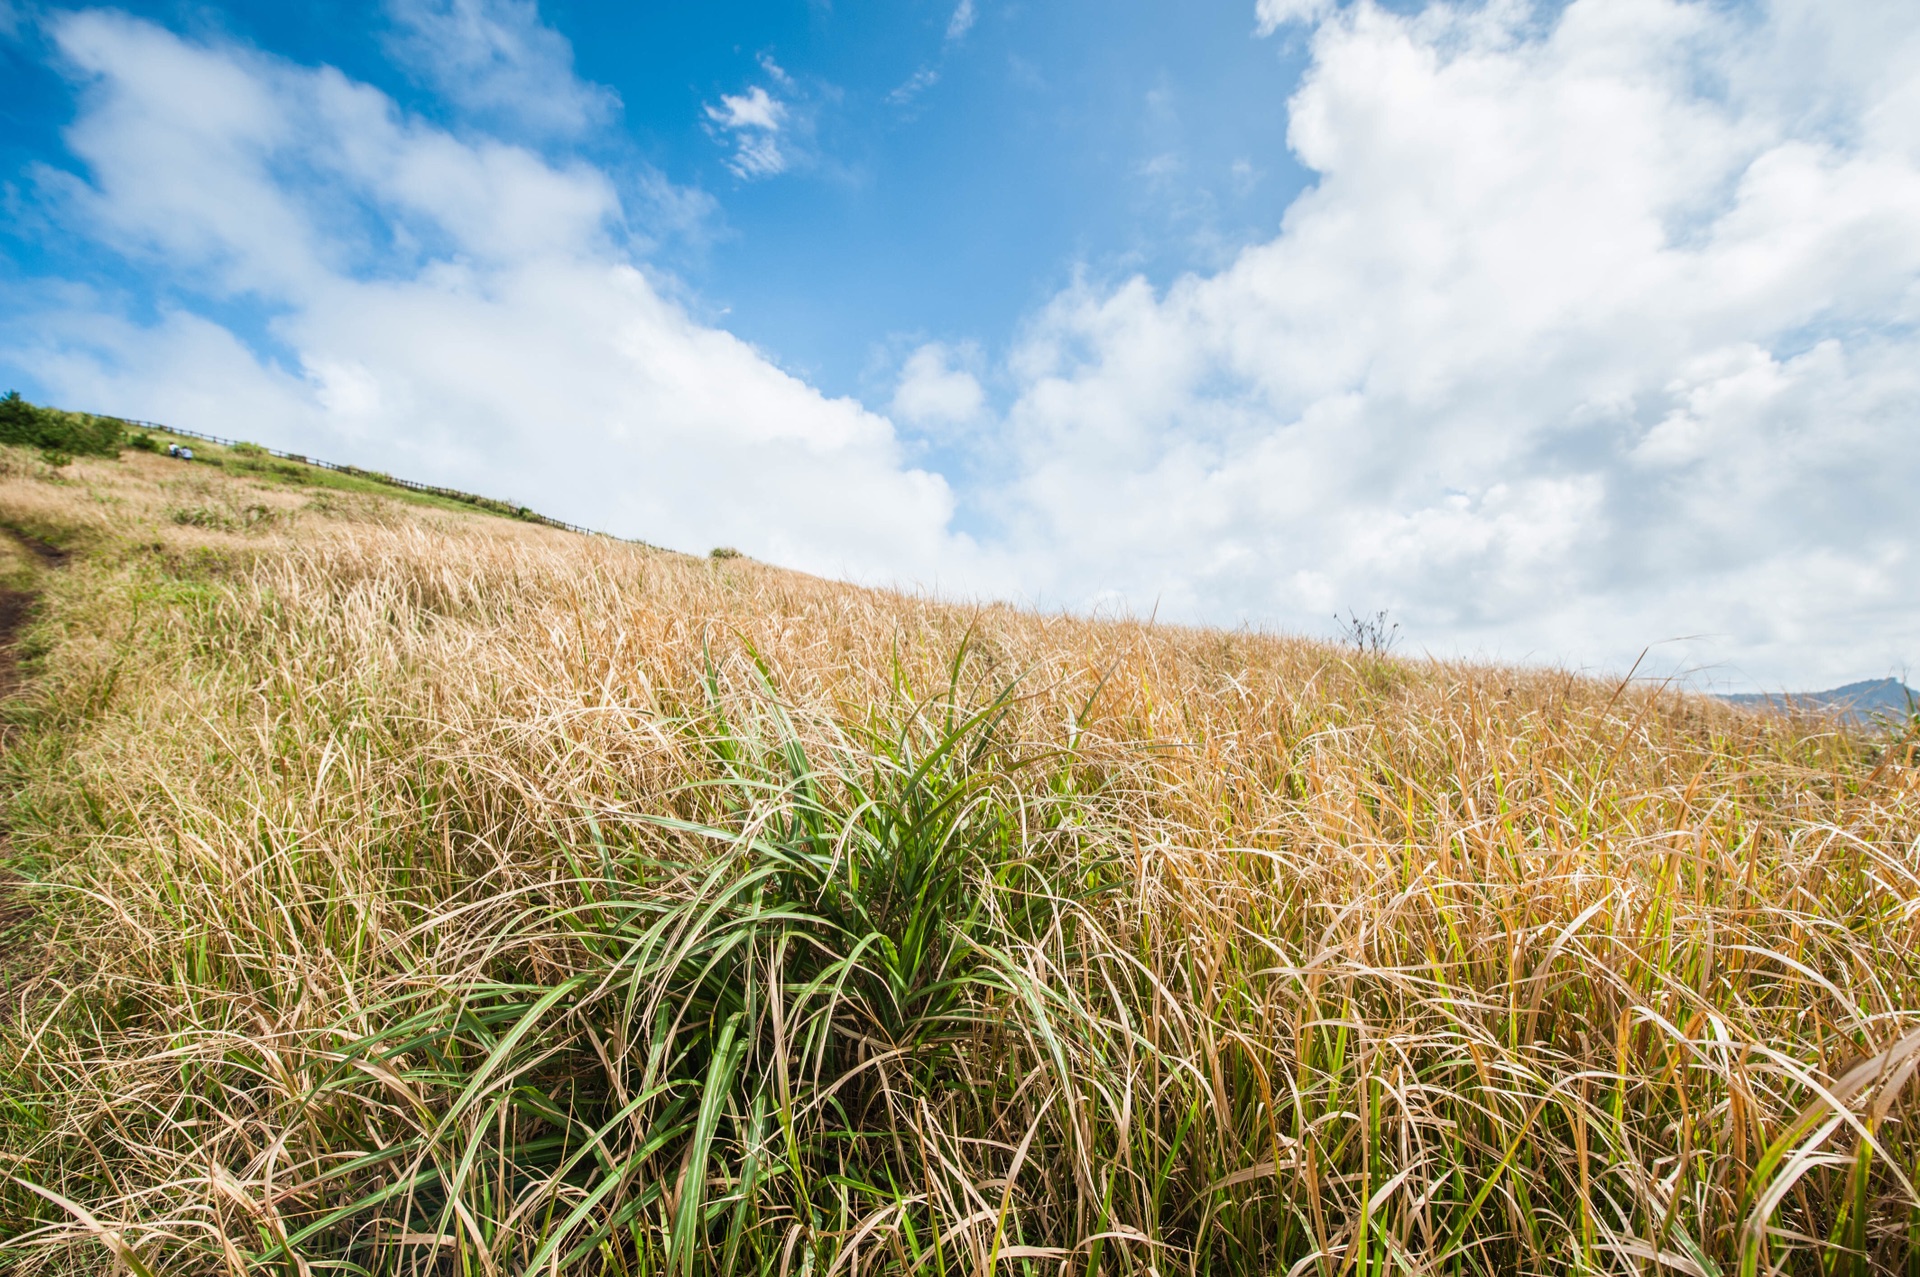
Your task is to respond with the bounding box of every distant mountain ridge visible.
[1721,678,1917,723]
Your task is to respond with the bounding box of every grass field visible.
[0,441,1916,1275]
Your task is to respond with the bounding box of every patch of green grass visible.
[0,390,587,535]
[167,502,278,533]
[142,430,573,526]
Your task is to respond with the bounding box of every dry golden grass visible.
[0,443,1916,1275]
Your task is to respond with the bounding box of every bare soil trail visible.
[0,589,32,700]
[0,526,66,1022]
[0,525,66,696]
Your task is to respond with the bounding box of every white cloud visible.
[892,2,972,110]
[704,72,802,180]
[12,11,967,583]
[707,84,783,133]
[39,13,620,293]
[383,0,617,137]
[1254,0,1337,36]
[889,66,940,107]
[989,0,1920,687]
[892,342,985,429]
[946,0,977,42]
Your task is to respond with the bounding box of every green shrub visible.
[170,503,277,532]
[170,506,225,529]
[0,390,128,457]
[39,450,73,469]
[710,546,743,560]
[128,433,159,453]
[230,441,266,457]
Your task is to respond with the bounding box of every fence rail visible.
[120,417,646,544]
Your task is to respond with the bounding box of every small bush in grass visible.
[229,441,265,457]
[127,433,159,453]
[1335,606,1400,656]
[710,546,742,560]
[169,506,226,529]
[169,502,277,532]
[38,450,72,469]
[214,658,1088,1276]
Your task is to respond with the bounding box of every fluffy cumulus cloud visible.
[7,9,963,582]
[991,0,1920,687]
[892,342,985,430]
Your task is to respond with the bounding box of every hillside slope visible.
[0,442,1917,1275]
[1724,678,1919,725]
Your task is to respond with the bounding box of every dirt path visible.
[0,529,61,699]
[0,527,66,1022]
[3,527,70,568]
[0,590,31,700]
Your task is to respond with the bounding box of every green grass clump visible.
[225,661,1085,1275]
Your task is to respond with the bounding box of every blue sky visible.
[4,0,1315,403]
[1,0,1917,690]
